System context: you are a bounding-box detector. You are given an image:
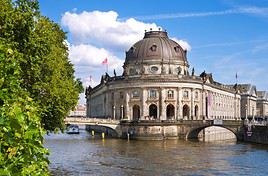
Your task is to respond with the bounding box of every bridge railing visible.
[64,117,120,124]
[244,120,267,126]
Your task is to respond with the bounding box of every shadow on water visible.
[44,130,268,176]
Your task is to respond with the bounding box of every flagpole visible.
[106,63,108,73]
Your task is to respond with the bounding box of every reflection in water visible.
[44,130,268,176]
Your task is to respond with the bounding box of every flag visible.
[89,75,92,82]
[235,72,238,79]
[102,58,108,65]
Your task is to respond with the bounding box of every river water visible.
[44,129,268,176]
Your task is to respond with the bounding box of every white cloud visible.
[69,43,124,88]
[61,10,160,51]
[69,44,123,69]
[171,37,192,51]
[82,76,99,88]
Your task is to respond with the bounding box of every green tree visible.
[0,0,83,174]
[0,0,83,131]
[0,43,49,175]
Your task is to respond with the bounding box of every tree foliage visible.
[0,42,49,175]
[0,0,83,131]
[0,0,83,174]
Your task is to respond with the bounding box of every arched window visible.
[194,105,199,119]
[133,105,140,120]
[183,104,190,120]
[149,104,157,119]
[166,104,175,120]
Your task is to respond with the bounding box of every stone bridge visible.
[65,117,245,140]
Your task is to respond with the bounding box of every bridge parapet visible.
[64,117,120,125]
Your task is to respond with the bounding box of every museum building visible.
[85,30,250,121]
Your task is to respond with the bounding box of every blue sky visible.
[39,0,268,103]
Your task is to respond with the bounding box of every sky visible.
[39,0,268,104]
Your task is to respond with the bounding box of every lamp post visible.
[120,105,124,120]
[112,106,115,120]
[245,104,248,124]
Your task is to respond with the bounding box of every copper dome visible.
[125,31,187,64]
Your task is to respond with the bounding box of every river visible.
[44,129,268,176]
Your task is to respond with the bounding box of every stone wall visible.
[243,126,268,144]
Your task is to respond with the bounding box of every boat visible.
[66,124,80,134]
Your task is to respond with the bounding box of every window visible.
[183,91,189,98]
[176,67,182,74]
[149,90,157,98]
[195,91,199,99]
[120,92,124,99]
[129,68,136,75]
[150,66,158,73]
[168,90,174,99]
[132,90,140,98]
[150,44,157,52]
[174,46,181,52]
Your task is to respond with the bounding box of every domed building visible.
[86,30,241,121]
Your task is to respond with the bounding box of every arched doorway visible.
[166,104,175,120]
[194,105,199,120]
[133,105,140,120]
[183,104,190,120]
[149,104,157,119]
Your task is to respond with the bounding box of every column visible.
[125,91,130,120]
[234,95,237,120]
[177,87,182,119]
[207,91,210,119]
[120,105,124,119]
[160,88,165,120]
[191,88,194,120]
[202,89,206,120]
[105,92,109,117]
[142,89,147,119]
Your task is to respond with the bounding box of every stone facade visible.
[86,30,243,121]
[257,91,268,116]
[69,104,86,116]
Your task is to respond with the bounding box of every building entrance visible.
[149,104,157,119]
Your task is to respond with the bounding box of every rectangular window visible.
[195,91,198,99]
[149,90,157,98]
[132,90,140,98]
[183,91,189,98]
[168,90,174,99]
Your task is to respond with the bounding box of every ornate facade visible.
[85,30,246,121]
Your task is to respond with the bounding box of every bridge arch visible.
[87,125,119,138]
[186,125,238,140]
